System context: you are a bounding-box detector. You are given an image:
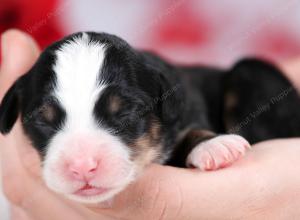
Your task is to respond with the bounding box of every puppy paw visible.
[186,135,251,171]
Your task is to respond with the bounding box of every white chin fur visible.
[76,167,136,204]
[67,186,126,204]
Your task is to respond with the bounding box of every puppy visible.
[1,32,300,204]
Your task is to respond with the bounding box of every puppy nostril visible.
[89,167,97,173]
[70,168,81,178]
[68,158,99,180]
[87,158,99,171]
[87,161,99,175]
[72,170,80,176]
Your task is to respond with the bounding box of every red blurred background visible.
[1,0,300,67]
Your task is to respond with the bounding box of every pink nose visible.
[68,158,99,181]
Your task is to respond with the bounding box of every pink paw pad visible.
[186,135,251,171]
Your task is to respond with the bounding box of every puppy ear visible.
[0,77,25,134]
[137,51,184,124]
[158,73,183,124]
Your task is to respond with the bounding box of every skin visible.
[1,29,300,220]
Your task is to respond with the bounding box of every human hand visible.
[279,57,300,90]
[1,29,300,220]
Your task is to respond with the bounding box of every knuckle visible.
[2,170,32,207]
[2,173,25,205]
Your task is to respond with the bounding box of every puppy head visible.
[0,32,181,203]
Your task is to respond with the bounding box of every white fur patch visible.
[53,32,106,131]
[43,33,137,203]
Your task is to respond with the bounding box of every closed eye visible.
[38,103,56,123]
[31,98,66,130]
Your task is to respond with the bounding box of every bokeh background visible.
[1,0,300,67]
[1,0,300,219]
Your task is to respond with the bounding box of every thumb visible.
[0,29,41,179]
[0,29,40,100]
[279,57,300,91]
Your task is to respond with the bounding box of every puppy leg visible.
[184,131,250,171]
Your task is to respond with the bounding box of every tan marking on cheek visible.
[130,120,162,168]
[136,148,159,169]
[109,95,122,113]
[183,130,216,147]
[192,130,216,138]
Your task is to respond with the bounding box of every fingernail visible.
[0,30,17,70]
[0,29,39,75]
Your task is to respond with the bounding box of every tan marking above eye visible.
[39,104,56,122]
[225,91,238,111]
[109,95,122,113]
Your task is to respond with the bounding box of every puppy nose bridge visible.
[68,157,99,181]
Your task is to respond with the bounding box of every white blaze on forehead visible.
[53,33,106,130]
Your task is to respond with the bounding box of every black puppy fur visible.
[1,32,300,168]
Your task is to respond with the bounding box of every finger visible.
[0,121,37,205]
[11,206,33,220]
[0,29,41,173]
[0,29,40,100]
[6,119,41,178]
[279,57,300,90]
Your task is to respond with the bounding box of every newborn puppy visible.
[1,32,300,204]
